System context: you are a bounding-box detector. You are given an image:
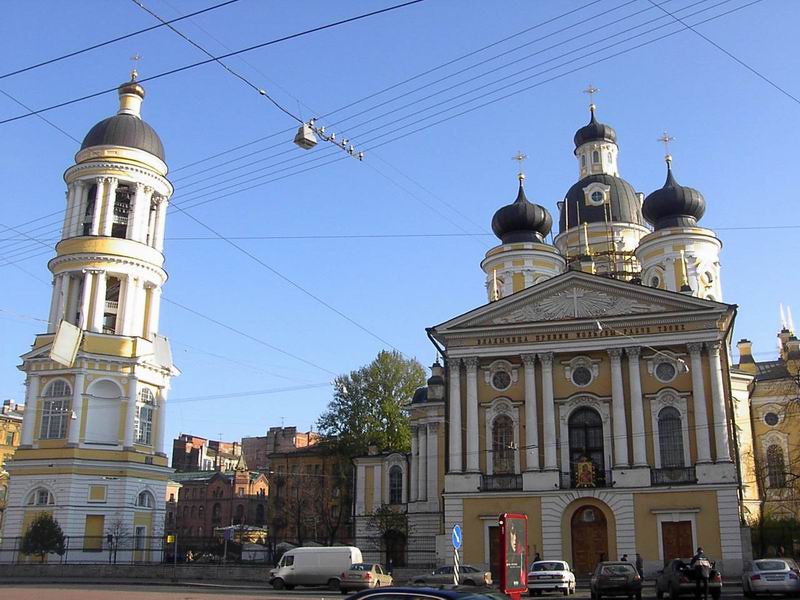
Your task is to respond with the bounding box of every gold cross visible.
[583,84,599,109]
[512,150,527,182]
[130,53,142,81]
[658,130,675,163]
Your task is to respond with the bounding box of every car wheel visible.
[272,578,285,590]
[328,578,341,591]
[563,588,569,596]
[657,587,664,599]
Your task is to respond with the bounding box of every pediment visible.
[434,271,730,333]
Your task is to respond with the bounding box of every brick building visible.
[0,400,23,533]
[242,426,320,474]
[171,433,241,472]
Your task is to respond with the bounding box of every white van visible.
[270,546,363,590]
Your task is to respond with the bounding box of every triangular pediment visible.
[434,271,731,334]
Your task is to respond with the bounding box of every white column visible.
[464,357,480,472]
[20,375,40,446]
[120,274,135,335]
[539,352,557,470]
[427,422,438,503]
[48,274,64,332]
[124,375,138,448]
[608,348,629,467]
[417,424,428,502]
[154,387,168,455]
[373,464,382,508]
[101,177,118,236]
[626,347,648,467]
[355,464,366,515]
[448,359,462,473]
[62,186,75,238]
[145,284,161,339]
[707,341,731,462]
[154,197,168,252]
[409,427,418,502]
[79,270,95,329]
[522,354,539,471]
[90,178,104,235]
[688,343,712,463]
[70,181,85,237]
[67,372,84,445]
[90,270,107,333]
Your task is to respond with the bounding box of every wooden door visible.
[571,506,608,576]
[489,526,500,581]
[661,521,693,560]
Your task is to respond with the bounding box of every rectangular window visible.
[40,399,69,439]
[5,432,14,446]
[134,405,153,445]
[83,515,105,551]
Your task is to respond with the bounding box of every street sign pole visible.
[452,524,463,586]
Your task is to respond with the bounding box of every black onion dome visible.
[559,173,643,233]
[411,386,428,404]
[81,115,165,160]
[574,108,617,149]
[491,181,553,244]
[427,373,444,387]
[642,164,705,230]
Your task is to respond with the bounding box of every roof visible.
[81,113,165,160]
[642,165,705,230]
[752,360,791,381]
[574,109,617,148]
[491,182,552,244]
[559,173,643,234]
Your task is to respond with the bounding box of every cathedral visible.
[1,73,176,561]
[354,102,762,577]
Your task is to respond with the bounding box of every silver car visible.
[412,565,493,586]
[743,559,800,597]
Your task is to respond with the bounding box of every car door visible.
[435,566,453,584]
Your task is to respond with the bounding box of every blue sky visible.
[1,0,797,447]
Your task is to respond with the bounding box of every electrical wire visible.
[0,0,429,125]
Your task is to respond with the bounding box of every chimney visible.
[427,361,445,402]
[778,328,792,360]
[736,339,757,374]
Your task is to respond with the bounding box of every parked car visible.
[349,586,508,600]
[528,560,577,596]
[655,558,722,600]
[743,559,800,597]
[590,561,642,600]
[270,546,363,590]
[412,565,493,586]
[340,563,394,593]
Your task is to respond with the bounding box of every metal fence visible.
[0,535,274,565]
[356,534,437,569]
[751,524,800,559]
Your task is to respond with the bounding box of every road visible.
[0,584,746,600]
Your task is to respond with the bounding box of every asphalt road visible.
[0,585,748,600]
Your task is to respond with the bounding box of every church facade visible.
[355,104,757,576]
[1,74,176,562]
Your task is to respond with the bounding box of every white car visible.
[528,560,576,596]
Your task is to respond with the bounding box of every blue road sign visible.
[452,524,462,550]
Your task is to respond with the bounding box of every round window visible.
[765,412,780,427]
[590,191,604,204]
[650,275,661,288]
[492,370,512,391]
[571,366,592,387]
[655,361,677,382]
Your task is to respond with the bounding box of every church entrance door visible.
[571,506,608,576]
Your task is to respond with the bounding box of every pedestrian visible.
[620,554,628,562]
[534,552,541,563]
[635,553,643,578]
[690,548,711,600]
[777,546,785,558]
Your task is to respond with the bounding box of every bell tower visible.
[2,73,177,561]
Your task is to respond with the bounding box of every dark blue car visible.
[348,586,508,600]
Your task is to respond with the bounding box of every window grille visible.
[40,380,72,439]
[658,406,685,468]
[767,444,787,488]
[492,415,514,475]
[134,388,155,445]
[389,465,403,504]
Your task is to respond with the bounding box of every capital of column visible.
[82,268,104,275]
[463,357,479,370]
[607,348,623,360]
[104,176,118,185]
[538,352,554,366]
[428,422,439,433]
[625,346,641,359]
[687,342,704,355]
[94,176,105,185]
[521,353,537,367]
[705,341,721,355]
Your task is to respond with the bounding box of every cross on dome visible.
[583,84,599,113]
[658,130,675,165]
[512,150,528,183]
[130,53,142,81]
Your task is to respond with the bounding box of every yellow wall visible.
[462,496,542,565]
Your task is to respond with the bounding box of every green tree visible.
[20,513,66,561]
[318,350,425,455]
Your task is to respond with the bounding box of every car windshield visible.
[350,563,374,571]
[756,560,788,571]
[532,562,565,572]
[601,565,636,576]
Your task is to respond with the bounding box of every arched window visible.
[658,407,685,468]
[767,444,787,488]
[40,380,71,440]
[389,465,403,504]
[182,506,189,518]
[568,407,605,481]
[191,506,196,518]
[256,504,265,525]
[134,388,155,446]
[492,415,515,475]
[27,487,53,506]
[592,150,600,164]
[581,155,586,168]
[235,504,245,524]
[212,502,221,523]
[198,505,204,519]
[137,490,155,508]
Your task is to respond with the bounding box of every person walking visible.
[620,554,629,562]
[690,548,711,600]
